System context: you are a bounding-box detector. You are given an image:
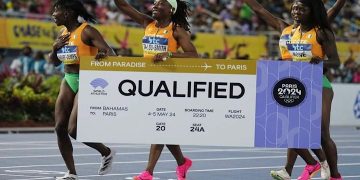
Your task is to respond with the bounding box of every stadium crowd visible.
[0,0,359,83]
[0,0,359,39]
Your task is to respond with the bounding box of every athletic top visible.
[285,26,324,61]
[57,23,97,65]
[143,21,178,58]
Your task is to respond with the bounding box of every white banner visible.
[77,57,257,146]
[331,83,360,126]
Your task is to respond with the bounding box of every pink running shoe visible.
[176,157,192,180]
[329,176,343,180]
[297,162,321,180]
[133,171,153,180]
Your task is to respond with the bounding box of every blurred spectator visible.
[0,0,358,40]
[6,0,25,13]
[352,65,360,83]
[239,3,253,30]
[0,0,6,11]
[43,60,55,76]
[33,51,46,75]
[10,45,34,76]
[82,0,97,18]
[341,57,357,83]
[212,18,225,34]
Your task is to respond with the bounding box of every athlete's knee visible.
[155,144,165,149]
[167,144,180,150]
[322,88,334,101]
[321,131,331,143]
[68,126,77,139]
[55,122,68,136]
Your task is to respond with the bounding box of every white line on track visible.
[295,175,360,180]
[0,173,47,178]
[1,143,360,152]
[0,148,271,159]
[0,141,57,145]
[0,144,153,151]
[0,148,292,160]
[0,135,358,146]
[2,146,360,159]
[1,154,360,169]
[333,139,360,143]
[9,164,360,180]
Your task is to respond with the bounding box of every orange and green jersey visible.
[143,21,178,58]
[57,23,97,65]
[286,26,324,61]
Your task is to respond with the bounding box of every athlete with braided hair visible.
[243,0,345,179]
[114,0,198,179]
[49,0,116,179]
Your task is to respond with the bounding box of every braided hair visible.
[296,0,333,39]
[53,0,97,24]
[171,0,191,31]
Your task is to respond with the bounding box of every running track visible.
[0,126,359,180]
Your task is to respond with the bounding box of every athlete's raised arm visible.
[173,28,198,58]
[243,0,289,32]
[327,0,346,22]
[114,0,154,27]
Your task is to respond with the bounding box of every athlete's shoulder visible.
[316,28,335,45]
[173,26,190,40]
[145,21,156,29]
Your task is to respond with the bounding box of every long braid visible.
[53,0,97,24]
[298,0,333,39]
[171,0,191,31]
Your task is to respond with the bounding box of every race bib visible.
[287,43,312,61]
[142,36,169,55]
[279,34,291,55]
[57,46,79,64]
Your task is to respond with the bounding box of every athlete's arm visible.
[82,26,116,60]
[49,28,69,66]
[316,29,340,68]
[327,0,346,22]
[172,27,198,58]
[114,0,153,27]
[152,27,198,62]
[242,0,289,32]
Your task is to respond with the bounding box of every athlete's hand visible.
[310,57,322,64]
[95,49,108,60]
[153,52,170,63]
[53,33,70,51]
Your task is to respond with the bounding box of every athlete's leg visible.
[166,145,185,165]
[295,149,321,180]
[294,149,317,165]
[311,148,326,162]
[55,80,76,175]
[321,87,341,178]
[144,144,165,174]
[284,149,298,175]
[167,145,192,179]
[68,94,111,157]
